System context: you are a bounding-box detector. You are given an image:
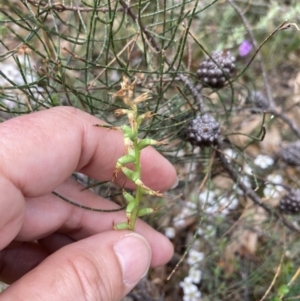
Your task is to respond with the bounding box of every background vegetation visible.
[1,0,300,300]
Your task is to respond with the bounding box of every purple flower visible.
[239,40,252,57]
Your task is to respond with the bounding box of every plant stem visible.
[131,138,142,230]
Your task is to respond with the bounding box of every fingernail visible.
[114,233,151,286]
[171,176,179,189]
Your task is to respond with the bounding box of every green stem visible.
[129,111,142,230]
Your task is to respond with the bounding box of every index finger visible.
[0,107,177,197]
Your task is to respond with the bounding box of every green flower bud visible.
[138,208,154,217]
[123,190,135,204]
[117,155,135,165]
[121,166,139,182]
[114,222,130,230]
[126,201,137,219]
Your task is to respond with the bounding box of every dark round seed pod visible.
[280,142,300,166]
[279,189,300,215]
[185,114,220,147]
[197,51,236,88]
[247,91,269,110]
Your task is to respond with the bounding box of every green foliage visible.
[1,0,300,300]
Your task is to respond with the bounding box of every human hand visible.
[0,107,177,301]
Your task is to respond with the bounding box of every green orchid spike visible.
[96,76,167,230]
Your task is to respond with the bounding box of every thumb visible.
[1,231,151,301]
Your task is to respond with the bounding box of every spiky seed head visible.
[185,114,220,147]
[280,142,300,166]
[279,189,300,215]
[247,91,269,110]
[197,50,236,88]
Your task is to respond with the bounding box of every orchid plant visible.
[95,76,167,230]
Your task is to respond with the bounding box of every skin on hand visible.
[0,107,177,301]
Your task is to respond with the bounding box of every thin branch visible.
[268,108,300,140]
[24,0,124,13]
[227,0,275,108]
[52,191,126,212]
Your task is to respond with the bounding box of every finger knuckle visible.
[64,254,115,301]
